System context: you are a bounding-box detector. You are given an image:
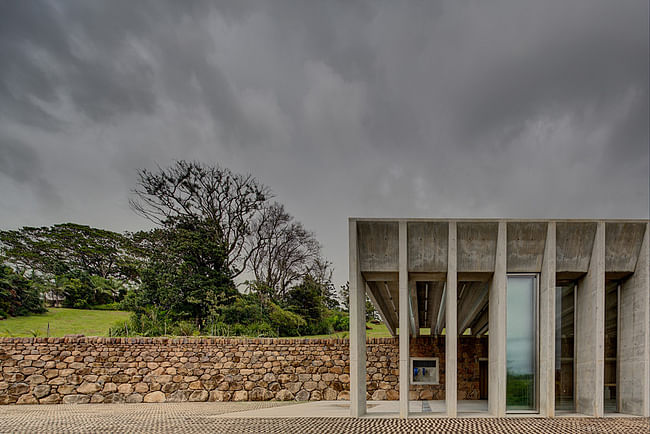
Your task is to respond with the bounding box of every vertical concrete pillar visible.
[576,221,605,417]
[619,222,650,416]
[446,221,458,417]
[488,221,507,417]
[399,221,410,419]
[539,222,556,416]
[349,220,366,417]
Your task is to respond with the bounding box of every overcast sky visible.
[1,0,648,288]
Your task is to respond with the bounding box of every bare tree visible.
[130,161,271,277]
[248,203,321,298]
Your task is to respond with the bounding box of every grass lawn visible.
[0,308,130,337]
[301,321,392,339]
[0,309,394,339]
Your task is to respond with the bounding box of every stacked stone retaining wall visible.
[0,336,487,404]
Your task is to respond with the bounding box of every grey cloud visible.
[0,0,647,288]
[0,135,61,206]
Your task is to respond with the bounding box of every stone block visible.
[232,390,248,401]
[209,391,231,402]
[125,393,143,404]
[8,383,29,395]
[39,393,61,404]
[117,383,133,395]
[188,390,208,402]
[62,394,90,404]
[16,394,38,405]
[77,382,101,395]
[32,385,51,399]
[104,393,125,404]
[166,390,188,403]
[103,382,117,393]
[134,382,149,394]
[143,391,165,403]
[27,374,46,385]
[275,390,294,401]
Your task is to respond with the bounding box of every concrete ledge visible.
[0,336,403,346]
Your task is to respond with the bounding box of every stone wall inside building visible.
[0,336,487,404]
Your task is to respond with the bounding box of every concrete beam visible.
[358,221,399,272]
[539,222,556,417]
[446,221,458,418]
[576,221,605,417]
[427,282,444,333]
[507,222,547,272]
[383,281,400,322]
[457,282,489,335]
[488,221,507,417]
[458,222,499,273]
[408,221,448,272]
[363,271,398,282]
[366,282,397,336]
[349,220,366,417]
[557,222,597,274]
[399,221,409,418]
[409,272,447,281]
[409,280,419,336]
[618,222,649,416]
[605,222,646,273]
[435,284,446,335]
[471,308,488,336]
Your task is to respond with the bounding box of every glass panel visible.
[555,284,575,412]
[604,282,618,413]
[506,275,536,411]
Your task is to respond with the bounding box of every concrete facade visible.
[349,219,650,418]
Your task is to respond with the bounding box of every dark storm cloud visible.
[0,0,647,287]
[0,135,60,205]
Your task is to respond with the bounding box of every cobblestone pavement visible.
[0,403,647,434]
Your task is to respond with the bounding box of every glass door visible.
[506,274,538,412]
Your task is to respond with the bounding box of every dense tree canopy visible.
[122,217,237,326]
[0,223,139,280]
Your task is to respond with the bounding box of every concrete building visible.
[349,219,649,418]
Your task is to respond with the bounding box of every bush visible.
[219,295,264,325]
[173,320,199,336]
[330,311,349,332]
[231,321,278,338]
[268,303,306,337]
[108,308,173,337]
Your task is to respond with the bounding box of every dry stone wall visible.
[0,336,487,404]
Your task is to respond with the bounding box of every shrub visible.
[219,295,264,325]
[268,303,306,337]
[331,311,349,332]
[108,308,173,337]
[173,320,198,336]
[231,321,278,338]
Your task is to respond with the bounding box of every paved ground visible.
[0,402,647,433]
